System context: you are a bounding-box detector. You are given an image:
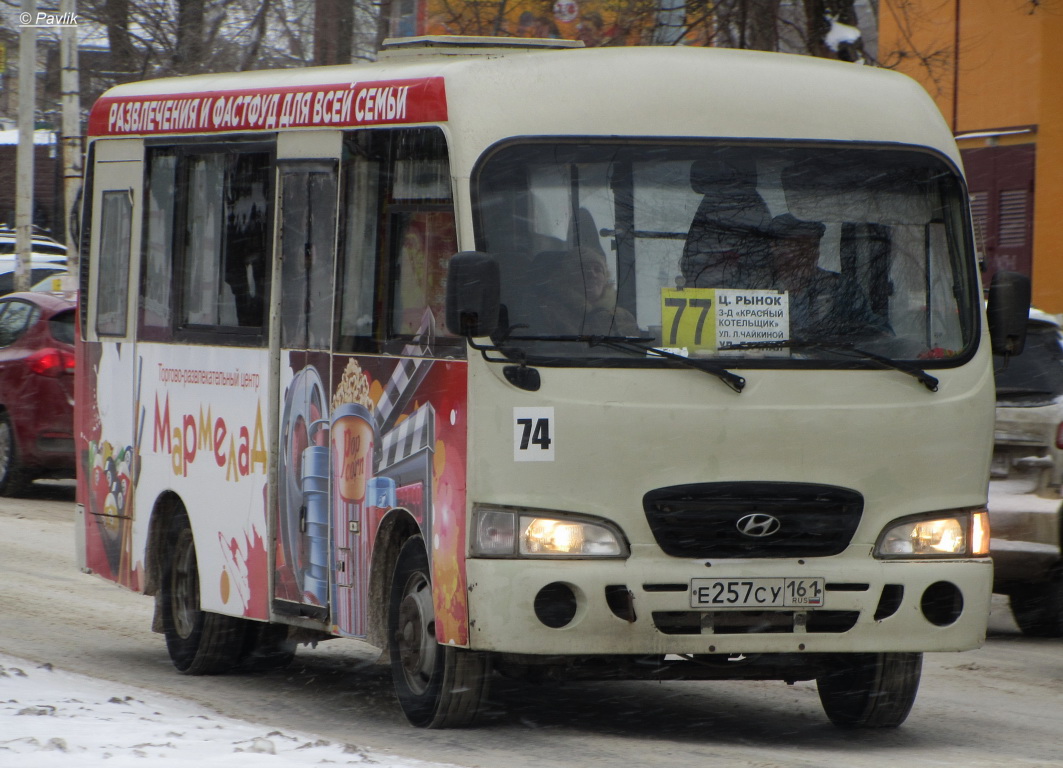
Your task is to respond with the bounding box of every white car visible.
[0,228,68,295]
[0,228,68,258]
[0,259,68,296]
[989,308,1063,636]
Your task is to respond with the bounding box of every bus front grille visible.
[643,482,863,559]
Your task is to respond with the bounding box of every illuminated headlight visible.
[875,508,990,558]
[473,505,628,558]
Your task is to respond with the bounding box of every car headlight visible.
[874,508,990,558]
[473,505,628,558]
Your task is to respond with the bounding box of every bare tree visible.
[102,0,139,78]
[875,0,955,99]
[714,0,782,51]
[314,0,353,64]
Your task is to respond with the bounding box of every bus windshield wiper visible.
[719,340,939,392]
[590,336,746,393]
[498,333,746,393]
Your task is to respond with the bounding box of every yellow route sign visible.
[661,288,791,352]
[661,288,716,350]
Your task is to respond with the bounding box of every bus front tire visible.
[816,652,922,728]
[160,513,247,675]
[388,536,489,728]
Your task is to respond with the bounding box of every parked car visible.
[0,228,69,296]
[0,262,69,296]
[0,291,76,495]
[989,307,1063,637]
[0,227,68,258]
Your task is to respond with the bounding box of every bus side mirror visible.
[445,251,500,338]
[987,270,1031,357]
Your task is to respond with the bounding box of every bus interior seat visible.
[682,158,772,288]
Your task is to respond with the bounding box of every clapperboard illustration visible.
[378,402,436,517]
[374,309,438,551]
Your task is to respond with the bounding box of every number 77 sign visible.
[661,288,718,350]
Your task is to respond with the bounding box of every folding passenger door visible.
[271,133,341,620]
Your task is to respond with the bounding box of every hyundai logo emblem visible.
[736,513,782,537]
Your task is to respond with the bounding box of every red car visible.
[0,291,76,495]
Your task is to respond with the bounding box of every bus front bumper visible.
[464,556,993,656]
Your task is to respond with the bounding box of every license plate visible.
[690,578,825,609]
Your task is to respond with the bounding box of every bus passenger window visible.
[141,152,176,339]
[280,164,338,351]
[171,146,272,341]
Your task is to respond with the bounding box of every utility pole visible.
[60,0,82,275]
[16,0,37,293]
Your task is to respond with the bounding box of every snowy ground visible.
[0,654,452,768]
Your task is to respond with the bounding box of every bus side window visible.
[139,144,274,343]
[279,163,338,351]
[96,190,133,337]
[337,140,382,352]
[141,151,176,340]
[337,128,460,356]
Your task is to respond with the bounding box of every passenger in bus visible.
[681,157,773,290]
[533,244,638,337]
[766,213,889,338]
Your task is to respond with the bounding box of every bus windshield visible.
[474,142,978,366]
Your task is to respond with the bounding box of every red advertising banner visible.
[88,76,448,137]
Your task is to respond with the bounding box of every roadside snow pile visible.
[0,654,445,768]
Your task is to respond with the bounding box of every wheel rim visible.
[396,570,438,696]
[0,420,11,483]
[171,532,199,640]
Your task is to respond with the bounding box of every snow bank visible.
[0,654,451,768]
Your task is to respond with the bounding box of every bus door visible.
[272,133,340,620]
[81,139,144,589]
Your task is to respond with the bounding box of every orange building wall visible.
[1031,10,1063,312]
[879,1,1040,132]
[953,2,1040,133]
[881,1,1062,312]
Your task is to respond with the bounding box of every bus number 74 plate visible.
[690,578,825,609]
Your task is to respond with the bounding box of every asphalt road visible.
[1,482,1061,768]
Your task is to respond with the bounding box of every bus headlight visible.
[473,505,628,558]
[875,508,990,558]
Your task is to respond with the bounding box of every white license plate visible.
[690,578,825,609]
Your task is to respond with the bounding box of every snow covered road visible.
[1,654,450,768]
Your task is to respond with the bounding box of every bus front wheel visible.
[388,536,489,728]
[816,652,922,728]
[160,513,247,675]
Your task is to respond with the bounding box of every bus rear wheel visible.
[388,536,489,728]
[816,652,922,728]
[160,513,248,675]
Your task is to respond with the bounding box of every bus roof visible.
[87,44,959,166]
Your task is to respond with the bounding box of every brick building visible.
[0,132,62,238]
